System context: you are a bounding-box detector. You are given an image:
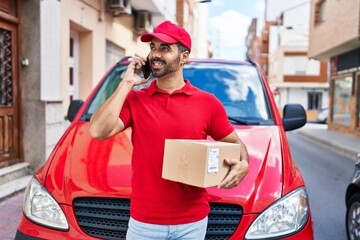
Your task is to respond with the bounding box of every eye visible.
[161,46,171,52]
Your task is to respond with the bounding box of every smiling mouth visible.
[152,61,164,69]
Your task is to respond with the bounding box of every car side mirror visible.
[67,100,84,122]
[282,103,307,131]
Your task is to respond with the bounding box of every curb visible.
[296,131,359,161]
[0,175,31,202]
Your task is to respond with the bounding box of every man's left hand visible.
[218,158,249,189]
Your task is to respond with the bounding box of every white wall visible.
[193,3,209,58]
[40,0,61,101]
[268,1,310,52]
[275,86,328,110]
[266,0,310,21]
[282,2,310,32]
[279,28,308,47]
[269,26,279,54]
[152,0,176,24]
[283,56,320,75]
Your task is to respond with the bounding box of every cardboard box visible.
[162,139,241,188]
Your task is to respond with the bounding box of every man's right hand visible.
[123,57,151,87]
[89,57,151,140]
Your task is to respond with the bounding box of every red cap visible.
[140,21,191,52]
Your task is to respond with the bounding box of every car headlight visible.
[23,177,69,230]
[245,187,309,239]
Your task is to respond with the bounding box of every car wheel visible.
[346,193,360,240]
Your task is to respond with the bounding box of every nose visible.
[151,51,161,59]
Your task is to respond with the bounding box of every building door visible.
[69,30,79,105]
[0,21,20,168]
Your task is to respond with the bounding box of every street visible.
[0,124,357,240]
[0,189,24,240]
[288,128,355,240]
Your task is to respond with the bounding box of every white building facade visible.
[267,0,328,120]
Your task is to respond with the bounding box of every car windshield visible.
[183,62,271,124]
[83,61,273,125]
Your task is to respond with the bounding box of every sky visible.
[207,0,265,60]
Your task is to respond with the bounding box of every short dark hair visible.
[176,42,189,53]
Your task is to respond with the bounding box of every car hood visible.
[44,122,290,213]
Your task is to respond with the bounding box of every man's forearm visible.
[89,81,134,139]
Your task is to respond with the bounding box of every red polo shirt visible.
[119,80,234,224]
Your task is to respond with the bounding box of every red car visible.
[16,58,314,239]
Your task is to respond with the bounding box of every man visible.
[89,21,249,240]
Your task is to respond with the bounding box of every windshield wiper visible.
[228,116,249,125]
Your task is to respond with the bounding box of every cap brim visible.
[140,33,178,44]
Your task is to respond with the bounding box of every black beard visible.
[151,55,181,78]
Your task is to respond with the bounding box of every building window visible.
[106,41,125,70]
[332,76,352,126]
[70,38,74,57]
[308,92,322,110]
[69,31,79,106]
[315,0,326,25]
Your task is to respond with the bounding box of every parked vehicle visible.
[316,107,328,124]
[345,153,360,240]
[16,58,314,239]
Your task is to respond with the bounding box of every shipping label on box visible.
[208,148,219,173]
[162,139,241,188]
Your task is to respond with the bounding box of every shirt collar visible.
[148,79,193,96]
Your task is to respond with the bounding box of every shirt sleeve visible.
[208,95,234,140]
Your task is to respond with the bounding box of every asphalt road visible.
[287,131,355,240]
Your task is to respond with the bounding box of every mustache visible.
[151,57,166,64]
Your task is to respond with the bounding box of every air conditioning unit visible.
[108,0,131,16]
[135,10,151,32]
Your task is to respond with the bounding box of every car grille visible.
[73,197,242,240]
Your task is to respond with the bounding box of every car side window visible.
[86,66,125,116]
[85,65,153,118]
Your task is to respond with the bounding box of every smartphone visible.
[142,55,151,79]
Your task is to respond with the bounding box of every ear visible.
[180,51,189,65]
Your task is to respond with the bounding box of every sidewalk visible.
[294,123,360,161]
[0,190,24,240]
